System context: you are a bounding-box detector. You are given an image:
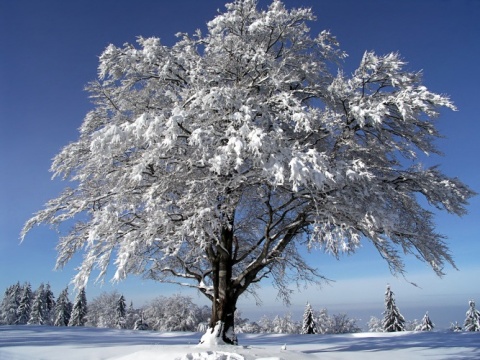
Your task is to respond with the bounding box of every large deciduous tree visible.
[21,0,474,344]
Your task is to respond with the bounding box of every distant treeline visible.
[1,282,479,333]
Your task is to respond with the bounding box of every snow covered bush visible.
[22,0,475,344]
[87,290,122,328]
[272,313,300,334]
[328,313,361,334]
[142,294,208,332]
[367,316,383,332]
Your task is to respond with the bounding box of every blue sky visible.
[1,0,479,328]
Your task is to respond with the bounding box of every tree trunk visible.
[208,289,237,344]
[202,226,238,345]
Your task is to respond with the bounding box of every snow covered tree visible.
[1,283,21,325]
[463,300,480,332]
[54,286,72,326]
[450,321,462,332]
[86,290,120,328]
[126,301,141,330]
[404,318,420,331]
[302,302,317,334]
[133,313,149,330]
[328,313,361,334]
[43,283,56,325]
[415,311,434,331]
[15,282,32,325]
[21,0,475,344]
[382,285,405,332]
[115,294,127,329]
[28,283,45,325]
[367,316,383,332]
[272,312,299,334]
[142,294,206,331]
[258,315,274,333]
[69,288,87,326]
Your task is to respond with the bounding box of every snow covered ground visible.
[1,325,479,360]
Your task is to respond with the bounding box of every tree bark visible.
[205,226,238,345]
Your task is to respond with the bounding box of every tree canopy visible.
[22,0,474,343]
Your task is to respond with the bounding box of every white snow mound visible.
[177,351,245,360]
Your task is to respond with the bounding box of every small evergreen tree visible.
[115,294,127,329]
[415,311,434,331]
[302,302,317,334]
[382,285,405,332]
[126,301,140,330]
[43,283,56,325]
[69,288,87,326]
[54,286,72,326]
[464,300,480,332]
[28,283,45,325]
[450,321,462,332]
[16,282,32,325]
[133,312,149,330]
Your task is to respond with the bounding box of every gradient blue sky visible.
[1,0,479,328]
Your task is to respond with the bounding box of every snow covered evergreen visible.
[464,300,480,332]
[1,282,21,325]
[115,294,127,329]
[43,283,56,325]
[302,302,317,334]
[54,286,72,326]
[15,282,32,325]
[415,312,434,331]
[69,288,87,326]
[28,283,45,325]
[382,285,405,332]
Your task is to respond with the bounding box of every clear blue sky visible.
[1,0,479,328]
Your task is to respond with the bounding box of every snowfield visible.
[1,326,479,360]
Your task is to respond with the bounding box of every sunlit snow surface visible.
[1,326,479,360]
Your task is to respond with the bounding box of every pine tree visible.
[415,311,434,331]
[43,283,56,325]
[450,321,462,332]
[382,285,405,332]
[126,301,139,330]
[302,302,317,334]
[115,294,127,329]
[464,300,480,332]
[28,283,45,325]
[69,288,87,326]
[54,286,72,326]
[16,282,32,325]
[1,283,21,325]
